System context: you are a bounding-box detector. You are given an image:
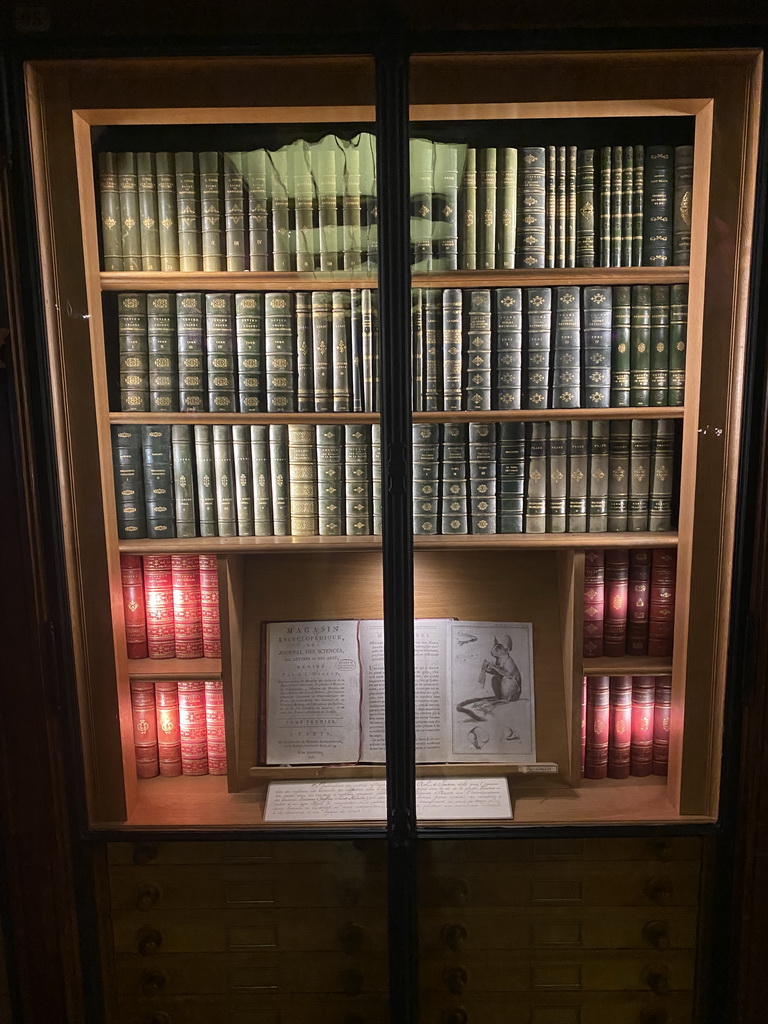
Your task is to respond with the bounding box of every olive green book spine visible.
[269,148,291,272]
[566,145,577,268]
[316,424,344,537]
[673,145,694,266]
[111,424,147,539]
[611,285,631,407]
[362,288,376,413]
[459,148,477,270]
[342,143,363,271]
[311,291,332,412]
[147,293,178,413]
[477,147,497,270]
[649,419,675,531]
[250,425,272,536]
[632,145,644,267]
[556,145,567,269]
[345,424,372,536]
[412,289,424,411]
[433,143,459,271]
[268,424,290,536]
[155,152,179,272]
[582,285,611,410]
[231,424,255,537]
[547,421,568,533]
[136,152,160,271]
[117,152,142,272]
[235,292,264,413]
[642,146,673,267]
[607,420,631,531]
[545,145,556,269]
[441,422,468,536]
[442,287,463,412]
[518,147,546,269]
[315,139,339,272]
[212,425,236,538]
[498,421,525,534]
[495,287,522,411]
[621,145,633,268]
[332,290,351,413]
[245,149,269,271]
[469,421,497,535]
[118,293,149,412]
[525,286,552,409]
[650,285,670,407]
[288,423,318,536]
[410,137,433,272]
[628,418,652,531]
[598,147,611,267]
[465,289,491,413]
[568,420,589,533]
[205,293,236,414]
[175,151,202,272]
[171,425,197,538]
[552,285,581,410]
[371,423,382,536]
[423,287,441,412]
[350,289,364,412]
[193,425,217,536]
[264,292,295,414]
[669,284,688,407]
[223,152,247,272]
[295,292,314,413]
[498,147,517,269]
[98,152,122,270]
[292,143,315,273]
[142,425,175,539]
[524,422,547,534]
[630,284,652,407]
[610,145,623,268]
[176,292,205,413]
[412,424,440,535]
[199,151,223,271]
[576,148,595,268]
[588,421,609,532]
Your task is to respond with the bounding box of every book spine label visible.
[121,554,148,659]
[198,554,222,659]
[525,422,547,533]
[342,145,363,271]
[147,292,178,413]
[630,675,656,776]
[117,152,141,271]
[142,425,175,539]
[607,420,630,531]
[632,145,644,267]
[413,424,440,535]
[250,425,273,537]
[212,424,236,537]
[603,547,629,656]
[178,680,209,775]
[598,147,611,267]
[199,151,223,271]
[583,549,605,657]
[518,147,546,268]
[441,423,468,535]
[648,548,677,657]
[193,425,217,537]
[459,148,477,270]
[155,681,182,776]
[345,424,372,536]
[673,145,693,266]
[650,285,670,407]
[545,145,556,268]
[288,423,318,535]
[136,152,160,271]
[621,145,633,268]
[269,424,290,536]
[587,421,609,533]
[332,290,351,412]
[582,286,611,409]
[585,675,609,779]
[270,150,292,272]
[311,291,332,412]
[156,152,179,271]
[525,287,552,409]
[643,146,674,266]
[495,287,522,411]
[175,151,202,272]
[478,147,497,270]
[498,148,517,269]
[171,424,197,537]
[433,144,458,270]
[98,152,123,270]
[576,148,595,268]
[465,289,492,412]
[130,680,159,778]
[610,145,623,268]
[265,292,296,413]
[611,285,631,408]
[143,554,175,659]
[235,292,264,413]
[423,288,441,412]
[176,292,205,412]
[205,679,228,775]
[410,138,433,271]
[316,424,344,536]
[608,674,632,779]
[171,554,203,658]
[649,419,675,532]
[567,419,588,533]
[627,548,651,655]
[469,422,497,535]
[628,418,652,531]
[552,286,581,409]
[498,421,525,534]
[206,293,236,414]
[442,288,463,411]
[232,423,255,537]
[118,293,149,412]
[547,421,567,533]
[669,284,688,407]
[652,675,672,776]
[245,149,269,271]
[223,152,247,271]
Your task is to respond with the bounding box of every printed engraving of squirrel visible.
[456,634,522,722]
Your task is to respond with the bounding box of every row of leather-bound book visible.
[581,675,671,779]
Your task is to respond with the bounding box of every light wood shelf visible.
[128,657,222,680]
[583,657,674,677]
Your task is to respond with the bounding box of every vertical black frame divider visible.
[376,46,420,1024]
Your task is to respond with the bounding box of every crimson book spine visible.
[580,676,587,776]
[198,555,222,659]
[608,675,632,779]
[120,554,148,659]
[630,675,656,776]
[171,554,203,659]
[583,549,605,658]
[205,679,228,775]
[584,675,609,779]
[649,548,677,657]
[653,675,672,776]
[603,547,629,656]
[130,680,159,778]
[143,554,175,659]
[155,681,182,777]
[178,680,209,775]
[627,549,651,655]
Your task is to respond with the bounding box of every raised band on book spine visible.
[118,293,149,412]
[178,680,209,775]
[468,422,497,535]
[413,424,440,535]
[627,549,651,655]
[199,151,223,272]
[643,146,673,267]
[193,425,217,537]
[156,152,179,271]
[653,675,672,776]
[495,288,522,411]
[136,152,160,271]
[205,680,228,775]
[552,286,581,409]
[142,425,175,539]
[198,554,222,659]
[117,152,141,271]
[176,292,204,412]
[525,287,552,409]
[171,424,197,537]
[155,681,182,776]
[316,424,344,537]
[175,151,202,272]
[583,549,605,657]
[235,292,264,413]
[585,675,609,778]
[441,423,468,535]
[465,290,492,412]
[604,547,629,656]
[171,554,203,659]
[518,147,546,269]
[608,675,632,778]
[143,554,174,659]
[583,286,611,409]
[130,680,159,778]
[630,675,656,776]
[232,424,255,537]
[98,152,122,270]
[288,423,318,536]
[206,293,236,414]
[121,554,148,659]
[345,425,372,536]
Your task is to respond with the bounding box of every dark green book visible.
[235,292,264,413]
[287,423,318,536]
[547,421,568,533]
[556,145,567,269]
[98,152,122,271]
[610,145,623,268]
[566,146,577,269]
[630,284,652,407]
[674,145,694,266]
[423,287,441,412]
[316,424,344,537]
[136,152,160,271]
[212,425,236,538]
[412,424,440,535]
[465,289,491,412]
[155,152,179,272]
[371,423,382,536]
[244,150,269,272]
[650,285,670,406]
[142,425,175,539]
[264,292,295,413]
[111,424,146,539]
[342,143,363,271]
[442,288,463,412]
[205,293,236,414]
[350,290,364,413]
[292,143,315,273]
[628,419,652,531]
[316,139,339,272]
[410,138,433,272]
[295,292,313,413]
[498,147,517,269]
[567,420,589,533]
[171,424,197,538]
[193,425,217,537]
[546,145,556,269]
[607,420,631,531]
[582,285,611,410]
[250,425,272,536]
[268,424,290,536]
[231,424,255,537]
[411,289,424,412]
[524,422,547,534]
[269,148,291,272]
[371,291,381,412]
[621,145,633,268]
[669,284,688,407]
[588,421,609,532]
[459,148,477,270]
[440,423,468,535]
[433,143,459,271]
[345,424,372,536]
[649,419,675,531]
[552,286,581,409]
[498,421,525,534]
[469,422,496,535]
[518,147,546,268]
[117,152,141,272]
[362,289,376,412]
[332,290,351,413]
[478,147,497,270]
[611,285,631,407]
[147,293,178,413]
[643,146,674,266]
[525,286,552,409]
[175,151,202,272]
[311,291,332,412]
[223,152,247,272]
[576,148,595,268]
[176,292,205,413]
[598,146,611,267]
[495,287,522,411]
[632,145,644,267]
[199,151,223,272]
[118,293,149,412]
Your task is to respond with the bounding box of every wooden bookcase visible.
[24,50,761,830]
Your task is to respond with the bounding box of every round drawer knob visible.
[443,965,468,995]
[443,1009,468,1024]
[642,965,671,996]
[140,969,167,997]
[338,922,365,954]
[442,923,468,952]
[133,844,160,866]
[135,883,161,912]
[137,927,163,957]
[642,920,670,950]
[341,968,364,995]
[644,876,673,905]
[638,1008,669,1024]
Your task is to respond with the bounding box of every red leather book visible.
[627,549,651,655]
[178,680,209,775]
[583,549,605,658]
[121,554,148,659]
[129,680,158,778]
[608,675,632,779]
[171,554,203,659]
[199,554,222,659]
[580,676,587,777]
[584,675,609,779]
[604,548,629,656]
[205,679,228,776]
[143,554,175,659]
[653,674,672,776]
[630,675,656,776]
[154,680,182,777]
[648,548,677,657]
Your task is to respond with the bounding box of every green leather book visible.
[642,146,673,266]
[630,284,652,407]
[362,288,376,412]
[610,145,623,268]
[359,133,378,271]
[147,293,178,413]
[478,148,497,270]
[117,152,142,272]
[598,147,611,267]
[175,151,202,272]
[649,419,675,531]
[547,421,568,533]
[345,424,372,536]
[200,151,223,272]
[566,145,577,268]
[556,145,567,269]
[669,284,688,407]
[205,293,236,414]
[295,292,313,413]
[250,425,272,536]
[498,147,517,269]
[269,148,291,272]
[673,145,693,266]
[588,420,609,532]
[412,424,440,535]
[576,148,595,268]
[142,425,175,539]
[552,286,581,409]
[371,291,381,412]
[332,290,351,413]
[459,148,477,270]
[292,143,315,273]
[518,147,546,269]
[264,292,295,413]
[524,422,547,534]
[315,137,339,272]
[231,424,255,537]
[171,424,197,538]
[118,293,148,412]
[628,418,652,531]
[621,146,633,268]
[244,150,269,271]
[567,420,589,533]
[611,285,631,407]
[155,152,179,272]
[136,152,160,271]
[268,424,290,536]
[176,292,205,413]
[423,287,441,412]
[468,422,497,535]
[111,424,147,539]
[193,425,217,537]
[546,145,556,269]
[287,423,318,536]
[440,423,468,535]
[212,425,236,537]
[582,285,611,410]
[495,287,522,411]
[235,292,264,413]
[442,287,463,412]
[498,421,525,534]
[650,285,670,407]
[350,290,364,413]
[632,145,644,266]
[342,142,363,271]
[465,289,491,412]
[316,424,344,537]
[410,138,433,272]
[607,420,631,531]
[433,143,459,271]
[223,152,247,272]
[98,152,122,270]
[371,423,382,536]
[411,289,424,412]
[310,291,332,412]
[525,286,552,409]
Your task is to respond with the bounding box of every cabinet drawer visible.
[420,837,703,864]
[108,841,385,867]
[420,992,694,1024]
[116,994,388,1024]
